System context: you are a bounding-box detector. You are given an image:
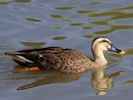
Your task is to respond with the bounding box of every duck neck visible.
[92,49,108,66]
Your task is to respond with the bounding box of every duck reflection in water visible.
[15,67,124,96]
[91,68,124,96]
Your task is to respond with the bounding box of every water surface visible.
[0,0,133,100]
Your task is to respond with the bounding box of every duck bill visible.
[108,45,125,54]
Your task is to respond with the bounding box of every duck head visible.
[91,36,125,65]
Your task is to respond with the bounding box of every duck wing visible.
[5,47,66,67]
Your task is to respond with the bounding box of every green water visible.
[0,0,133,100]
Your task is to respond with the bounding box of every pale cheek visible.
[102,47,108,51]
[99,45,108,51]
[95,46,106,52]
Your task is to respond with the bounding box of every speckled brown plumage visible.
[6,47,95,73]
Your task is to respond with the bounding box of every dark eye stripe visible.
[100,40,111,45]
[102,40,108,42]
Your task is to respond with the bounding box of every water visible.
[0,0,133,99]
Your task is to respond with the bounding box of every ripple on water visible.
[0,1,12,5]
[52,36,66,41]
[0,0,31,5]
[24,17,42,23]
[88,2,102,5]
[19,42,46,48]
[108,18,133,26]
[70,23,83,26]
[15,0,31,2]
[50,14,64,19]
[55,6,74,10]
[76,10,95,15]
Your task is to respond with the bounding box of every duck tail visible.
[5,52,16,56]
[5,52,37,65]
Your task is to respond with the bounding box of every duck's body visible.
[5,36,124,73]
[6,47,95,73]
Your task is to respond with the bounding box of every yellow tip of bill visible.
[119,50,126,55]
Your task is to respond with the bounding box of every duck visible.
[5,36,125,73]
